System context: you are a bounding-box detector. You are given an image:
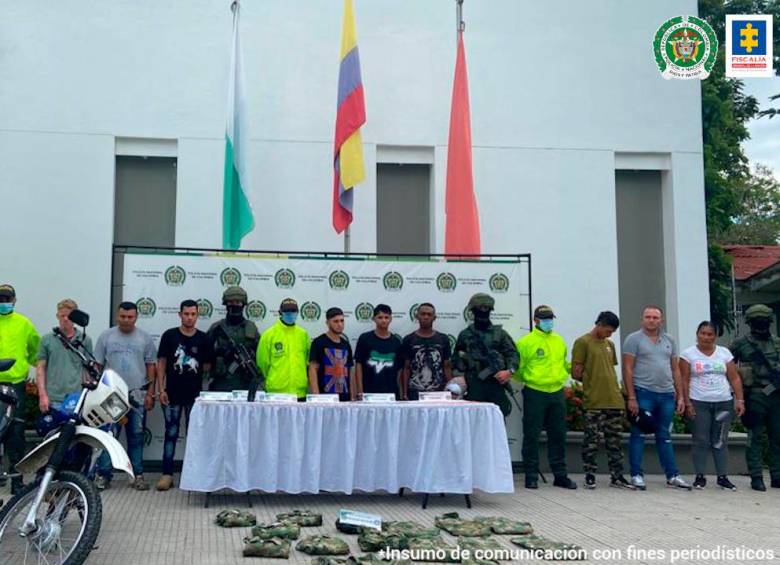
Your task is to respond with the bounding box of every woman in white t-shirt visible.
[680,321,745,491]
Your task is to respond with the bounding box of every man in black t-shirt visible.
[155,299,214,490]
[400,303,453,400]
[308,307,354,401]
[355,304,403,398]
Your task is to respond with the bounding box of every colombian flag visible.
[332,0,366,234]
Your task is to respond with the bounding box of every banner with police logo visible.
[123,252,530,461]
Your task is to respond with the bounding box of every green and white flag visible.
[222,1,255,250]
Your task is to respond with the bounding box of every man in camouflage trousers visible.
[730,304,780,491]
[453,293,518,417]
[206,286,261,392]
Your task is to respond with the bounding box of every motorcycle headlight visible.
[101,393,129,420]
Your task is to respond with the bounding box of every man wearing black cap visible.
[514,305,576,490]
[308,307,354,401]
[0,284,41,493]
[257,298,310,399]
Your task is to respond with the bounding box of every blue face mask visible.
[539,319,554,333]
[281,312,298,325]
[0,303,14,315]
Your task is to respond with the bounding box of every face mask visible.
[539,319,554,333]
[0,303,14,315]
[751,318,771,333]
[473,309,492,330]
[281,312,298,325]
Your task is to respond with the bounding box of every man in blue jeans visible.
[622,305,691,490]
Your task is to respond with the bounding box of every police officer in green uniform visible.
[206,286,261,392]
[730,304,780,491]
[452,293,518,416]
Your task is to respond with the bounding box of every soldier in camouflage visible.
[453,293,519,417]
[730,304,780,491]
[206,286,261,392]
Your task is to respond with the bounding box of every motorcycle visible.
[0,309,134,565]
[0,358,20,508]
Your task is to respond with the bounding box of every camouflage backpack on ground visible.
[405,537,459,562]
[509,535,585,560]
[357,529,408,552]
[473,517,533,535]
[250,521,301,540]
[296,535,351,556]
[434,513,492,537]
[276,509,323,527]
[242,536,291,558]
[383,521,440,539]
[335,518,364,535]
[214,509,257,528]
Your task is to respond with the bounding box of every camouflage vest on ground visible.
[730,333,780,388]
[207,318,259,390]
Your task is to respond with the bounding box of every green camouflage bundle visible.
[276,509,323,527]
[297,535,351,556]
[457,537,505,554]
[383,521,440,539]
[310,558,359,565]
[462,560,500,565]
[358,529,408,552]
[250,521,301,540]
[473,517,533,535]
[214,509,257,528]
[434,513,492,537]
[509,535,585,560]
[356,554,413,565]
[405,537,459,562]
[242,536,290,558]
[335,518,364,535]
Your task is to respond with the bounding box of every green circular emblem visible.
[196,298,214,319]
[409,303,420,322]
[328,270,350,290]
[355,302,375,322]
[301,301,322,322]
[489,273,510,293]
[245,300,267,321]
[436,273,457,293]
[463,306,475,323]
[447,334,457,352]
[164,265,186,287]
[274,268,296,289]
[136,297,157,318]
[220,267,242,287]
[653,15,718,80]
[382,271,404,291]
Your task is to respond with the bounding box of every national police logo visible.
[447,334,457,352]
[328,270,350,291]
[653,15,718,80]
[274,268,296,289]
[436,273,457,293]
[489,273,510,293]
[136,297,157,318]
[463,306,475,323]
[382,271,404,291]
[409,303,420,322]
[301,301,322,322]
[196,298,214,319]
[355,302,375,322]
[220,267,242,287]
[245,300,267,321]
[164,265,186,287]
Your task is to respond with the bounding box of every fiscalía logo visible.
[463,306,475,323]
[382,271,404,291]
[300,301,322,322]
[245,300,267,321]
[274,268,296,289]
[136,297,157,318]
[409,303,420,322]
[196,298,214,319]
[489,273,510,293]
[355,302,375,322]
[653,15,718,80]
[220,267,242,287]
[164,265,186,286]
[328,270,350,290]
[436,272,457,292]
[726,15,774,78]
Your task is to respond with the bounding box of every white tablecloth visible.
[179,400,514,495]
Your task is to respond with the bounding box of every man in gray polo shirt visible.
[622,305,690,490]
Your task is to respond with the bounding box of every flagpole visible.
[344,227,351,253]
[456,0,464,35]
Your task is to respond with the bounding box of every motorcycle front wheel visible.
[0,470,102,565]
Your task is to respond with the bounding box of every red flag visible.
[445,31,481,255]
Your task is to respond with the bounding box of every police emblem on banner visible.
[220,267,242,287]
[245,300,267,321]
[136,297,157,318]
[275,268,296,289]
[382,271,404,291]
[355,302,375,322]
[329,270,350,290]
[409,303,420,322]
[164,265,186,287]
[301,301,322,321]
[436,273,457,292]
[489,273,510,293]
[463,306,475,323]
[653,15,718,80]
[196,299,214,319]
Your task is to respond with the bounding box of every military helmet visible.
[745,304,773,322]
[222,286,248,305]
[467,293,494,310]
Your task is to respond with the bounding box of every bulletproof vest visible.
[210,319,259,382]
[735,334,780,386]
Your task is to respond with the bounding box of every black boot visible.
[751,476,766,491]
[553,475,577,489]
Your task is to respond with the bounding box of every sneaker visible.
[751,477,767,492]
[693,474,707,489]
[630,475,646,490]
[584,473,596,489]
[666,475,692,490]
[94,476,110,491]
[553,476,577,490]
[131,476,149,491]
[716,475,736,491]
[610,475,636,490]
[156,474,173,491]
